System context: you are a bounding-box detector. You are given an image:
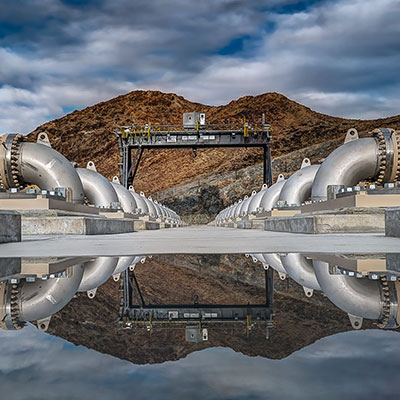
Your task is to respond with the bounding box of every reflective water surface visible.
[0,253,399,399]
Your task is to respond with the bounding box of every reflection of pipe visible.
[78,257,118,297]
[279,164,320,206]
[112,256,135,281]
[259,180,286,211]
[262,253,287,280]
[76,167,118,208]
[313,260,383,319]
[18,264,84,323]
[311,138,379,201]
[280,253,321,295]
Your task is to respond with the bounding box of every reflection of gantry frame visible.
[119,267,274,329]
[116,114,272,188]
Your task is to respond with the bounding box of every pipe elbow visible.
[111,181,137,213]
[78,257,118,295]
[247,184,269,214]
[313,260,382,319]
[280,253,321,291]
[18,264,84,323]
[19,142,85,203]
[262,253,287,279]
[279,165,320,206]
[311,138,379,201]
[259,180,286,212]
[76,168,118,208]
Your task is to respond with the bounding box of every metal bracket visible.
[344,128,359,143]
[87,288,97,299]
[276,173,285,182]
[300,158,311,169]
[37,316,52,332]
[348,313,363,329]
[303,286,314,298]
[278,272,286,281]
[86,161,97,171]
[113,273,121,282]
[36,132,52,147]
[113,176,121,184]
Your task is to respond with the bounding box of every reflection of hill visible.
[48,255,372,364]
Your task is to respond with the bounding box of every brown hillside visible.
[29,90,400,195]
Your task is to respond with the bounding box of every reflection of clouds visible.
[0,327,399,399]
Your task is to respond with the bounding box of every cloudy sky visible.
[0,0,399,133]
[0,326,399,399]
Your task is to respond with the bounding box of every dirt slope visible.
[29,90,400,197]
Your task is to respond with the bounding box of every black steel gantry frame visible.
[116,117,272,189]
[119,267,274,333]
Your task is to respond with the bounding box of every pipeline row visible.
[215,128,400,222]
[0,133,181,223]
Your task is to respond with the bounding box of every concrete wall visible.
[0,211,21,243]
[385,208,400,238]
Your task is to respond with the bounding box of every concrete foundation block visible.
[22,216,134,235]
[251,219,266,230]
[133,220,160,231]
[385,208,400,238]
[0,211,21,243]
[264,213,385,234]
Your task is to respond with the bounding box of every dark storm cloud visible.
[0,327,400,400]
[0,0,399,133]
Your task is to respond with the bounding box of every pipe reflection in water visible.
[1,253,399,334]
[249,252,400,329]
[0,255,147,331]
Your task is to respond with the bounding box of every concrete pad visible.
[1,226,400,257]
[386,208,400,238]
[21,216,134,235]
[0,210,21,243]
[264,213,385,234]
[132,220,160,231]
[0,196,99,215]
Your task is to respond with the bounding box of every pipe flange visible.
[5,284,25,330]
[377,276,399,329]
[0,134,25,189]
[373,128,400,185]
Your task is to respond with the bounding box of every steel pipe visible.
[18,263,84,323]
[259,180,286,211]
[311,138,379,201]
[111,178,137,213]
[78,257,119,297]
[247,184,269,214]
[19,142,85,203]
[280,253,321,293]
[76,167,118,208]
[313,260,382,319]
[279,164,320,206]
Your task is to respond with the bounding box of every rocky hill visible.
[28,90,400,222]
